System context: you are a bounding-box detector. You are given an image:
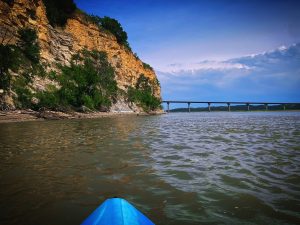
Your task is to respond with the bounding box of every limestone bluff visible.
[0,0,161,112]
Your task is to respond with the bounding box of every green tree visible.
[37,50,118,111]
[18,28,40,63]
[12,76,33,108]
[128,74,161,111]
[142,62,153,71]
[136,74,152,92]
[100,16,130,48]
[0,45,21,92]
[42,0,77,27]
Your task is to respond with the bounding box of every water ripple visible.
[0,112,299,225]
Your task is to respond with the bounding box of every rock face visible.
[0,0,161,111]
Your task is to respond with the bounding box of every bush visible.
[37,50,118,111]
[142,62,153,71]
[42,0,77,27]
[18,28,40,63]
[100,17,128,45]
[133,53,139,60]
[127,74,161,111]
[83,14,102,26]
[28,8,37,20]
[3,0,14,6]
[12,76,33,108]
[36,85,60,110]
[0,44,22,92]
[0,28,41,98]
[83,14,131,49]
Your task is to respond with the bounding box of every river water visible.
[0,112,299,225]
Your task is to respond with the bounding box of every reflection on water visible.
[0,112,300,225]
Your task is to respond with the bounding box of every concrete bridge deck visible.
[162,100,300,112]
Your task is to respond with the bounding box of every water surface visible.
[0,112,299,225]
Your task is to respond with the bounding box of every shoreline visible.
[0,110,165,124]
[168,109,300,113]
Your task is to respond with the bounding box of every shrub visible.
[42,0,77,27]
[36,85,60,110]
[142,62,153,71]
[0,44,22,92]
[47,71,58,80]
[3,0,14,6]
[155,77,160,87]
[37,50,118,111]
[27,8,37,20]
[128,74,161,111]
[18,28,40,63]
[133,53,139,60]
[0,28,41,97]
[83,14,131,49]
[12,76,33,108]
[84,14,102,26]
[99,17,128,45]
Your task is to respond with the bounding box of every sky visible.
[74,0,300,104]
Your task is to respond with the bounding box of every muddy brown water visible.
[0,112,299,225]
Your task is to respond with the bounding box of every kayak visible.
[81,198,155,225]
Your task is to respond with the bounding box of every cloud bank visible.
[156,43,300,103]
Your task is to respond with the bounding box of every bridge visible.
[162,100,300,112]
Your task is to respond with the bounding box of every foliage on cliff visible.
[41,0,130,48]
[82,14,131,50]
[0,1,161,112]
[3,0,14,6]
[0,28,40,92]
[0,27,161,111]
[0,45,18,92]
[127,74,161,111]
[0,27,47,109]
[142,62,153,71]
[42,0,77,26]
[37,50,118,111]
[100,16,130,48]
[38,51,161,111]
[18,28,40,63]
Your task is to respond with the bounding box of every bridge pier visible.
[162,101,299,112]
[265,103,268,111]
[227,103,231,112]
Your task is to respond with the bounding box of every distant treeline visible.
[169,104,300,112]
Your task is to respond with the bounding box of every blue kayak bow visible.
[81,198,155,225]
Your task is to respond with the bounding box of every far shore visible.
[0,110,165,124]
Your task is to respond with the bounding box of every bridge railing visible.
[162,101,300,112]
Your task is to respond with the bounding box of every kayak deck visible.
[81,198,155,225]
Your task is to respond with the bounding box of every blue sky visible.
[74,0,300,103]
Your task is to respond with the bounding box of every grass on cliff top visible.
[41,0,129,48]
[41,0,155,71]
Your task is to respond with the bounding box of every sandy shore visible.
[0,110,164,123]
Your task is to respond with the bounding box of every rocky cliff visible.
[0,0,161,112]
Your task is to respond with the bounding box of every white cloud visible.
[157,60,251,74]
[156,43,300,101]
[278,45,287,51]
